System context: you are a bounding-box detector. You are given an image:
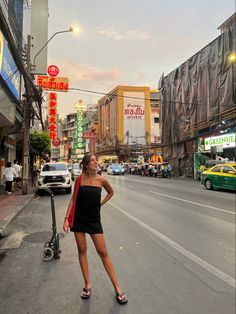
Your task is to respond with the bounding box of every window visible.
[223,166,234,173]
[154,117,159,123]
[42,164,67,171]
[211,166,222,173]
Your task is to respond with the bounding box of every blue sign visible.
[0,31,20,100]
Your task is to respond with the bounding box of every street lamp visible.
[33,26,80,69]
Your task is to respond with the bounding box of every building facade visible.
[158,13,236,177]
[97,85,151,162]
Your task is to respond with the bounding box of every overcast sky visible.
[48,0,234,116]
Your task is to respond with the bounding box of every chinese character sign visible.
[37,75,69,92]
[48,93,57,139]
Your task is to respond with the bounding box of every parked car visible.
[38,162,72,193]
[71,163,82,181]
[201,163,236,191]
[107,164,125,175]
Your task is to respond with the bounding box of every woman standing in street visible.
[63,153,128,305]
[2,162,17,194]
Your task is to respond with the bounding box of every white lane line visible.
[149,191,235,215]
[109,201,235,288]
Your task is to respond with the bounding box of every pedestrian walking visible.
[2,162,17,194]
[12,160,22,189]
[63,153,128,305]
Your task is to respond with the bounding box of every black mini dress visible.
[70,185,103,234]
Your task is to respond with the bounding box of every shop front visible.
[194,133,236,179]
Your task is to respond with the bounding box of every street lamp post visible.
[22,26,79,194]
[33,26,79,71]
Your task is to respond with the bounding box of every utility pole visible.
[22,35,32,195]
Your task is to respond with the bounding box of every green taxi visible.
[201,163,236,191]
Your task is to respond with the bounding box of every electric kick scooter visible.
[40,187,61,261]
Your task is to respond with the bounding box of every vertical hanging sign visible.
[48,92,57,139]
[76,110,85,149]
[75,100,87,151]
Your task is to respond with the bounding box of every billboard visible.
[0,31,20,100]
[123,92,145,145]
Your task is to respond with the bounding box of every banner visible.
[48,93,57,139]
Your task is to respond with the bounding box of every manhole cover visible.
[23,231,64,244]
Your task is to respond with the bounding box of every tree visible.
[30,131,51,157]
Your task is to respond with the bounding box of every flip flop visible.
[116,292,128,305]
[81,287,91,299]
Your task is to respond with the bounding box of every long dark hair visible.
[80,153,94,173]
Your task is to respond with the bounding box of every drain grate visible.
[23,231,64,244]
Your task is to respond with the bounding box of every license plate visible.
[50,184,58,186]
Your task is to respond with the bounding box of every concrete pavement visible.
[0,183,36,236]
[0,174,235,314]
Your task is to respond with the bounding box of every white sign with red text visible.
[123,92,145,145]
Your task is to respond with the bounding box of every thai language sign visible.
[123,92,146,145]
[37,75,69,92]
[124,103,145,120]
[204,133,235,150]
[0,31,20,100]
[48,93,57,139]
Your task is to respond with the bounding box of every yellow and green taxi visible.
[201,163,236,191]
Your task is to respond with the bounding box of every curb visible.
[0,194,35,236]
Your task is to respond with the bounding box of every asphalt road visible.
[0,174,235,314]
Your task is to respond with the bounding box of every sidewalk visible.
[0,183,36,236]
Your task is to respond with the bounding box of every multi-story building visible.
[0,1,48,185]
[158,13,236,177]
[0,0,30,181]
[60,113,76,160]
[97,85,151,162]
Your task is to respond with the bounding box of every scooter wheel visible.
[41,247,54,261]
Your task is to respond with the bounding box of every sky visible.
[48,0,235,116]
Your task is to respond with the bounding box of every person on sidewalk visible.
[167,162,172,178]
[2,162,17,194]
[12,160,22,190]
[63,153,128,305]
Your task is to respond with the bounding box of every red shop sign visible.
[52,138,61,146]
[48,65,59,77]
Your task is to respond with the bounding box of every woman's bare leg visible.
[74,232,91,291]
[90,234,126,300]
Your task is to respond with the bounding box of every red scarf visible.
[68,175,82,228]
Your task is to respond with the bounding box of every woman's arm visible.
[101,176,114,206]
[63,176,80,232]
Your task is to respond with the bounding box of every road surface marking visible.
[149,191,235,215]
[109,202,235,288]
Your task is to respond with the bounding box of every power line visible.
[67,87,202,105]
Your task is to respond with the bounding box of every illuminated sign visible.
[37,75,69,92]
[204,133,235,150]
[76,110,85,149]
[0,31,20,100]
[48,93,57,139]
